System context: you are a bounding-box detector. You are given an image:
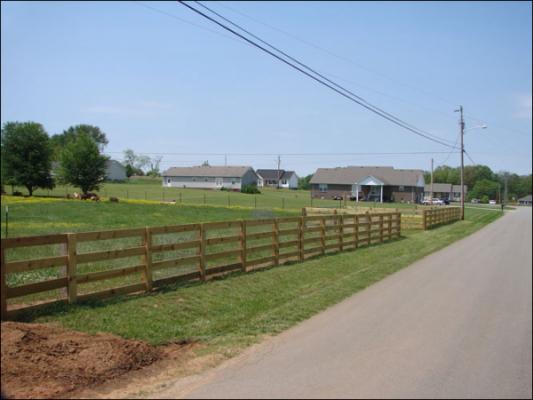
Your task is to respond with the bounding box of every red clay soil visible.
[1,321,165,399]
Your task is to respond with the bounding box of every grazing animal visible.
[72,192,81,200]
[109,196,119,203]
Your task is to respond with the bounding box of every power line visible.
[192,1,455,146]
[131,1,248,46]
[104,151,456,156]
[178,1,456,149]
[214,2,531,140]
[213,1,459,108]
[435,133,461,165]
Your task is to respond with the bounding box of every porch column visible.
[380,185,383,203]
[356,184,359,202]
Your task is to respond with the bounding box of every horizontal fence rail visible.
[303,206,461,231]
[1,212,401,320]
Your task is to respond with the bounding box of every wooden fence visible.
[304,206,461,231]
[422,207,461,229]
[1,212,401,320]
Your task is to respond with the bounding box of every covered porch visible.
[351,176,388,203]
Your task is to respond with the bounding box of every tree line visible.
[0,121,164,196]
[424,165,532,202]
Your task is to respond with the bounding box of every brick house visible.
[310,166,425,203]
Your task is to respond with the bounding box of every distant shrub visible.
[481,195,489,204]
[241,184,261,194]
[220,187,230,192]
[12,191,23,196]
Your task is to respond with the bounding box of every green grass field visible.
[3,195,501,360]
[7,177,427,211]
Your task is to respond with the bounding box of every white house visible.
[161,165,259,190]
[256,169,299,189]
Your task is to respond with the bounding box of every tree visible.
[147,155,163,177]
[51,124,108,160]
[1,121,55,196]
[201,160,210,166]
[58,132,108,194]
[298,174,313,190]
[122,149,151,177]
[468,179,499,201]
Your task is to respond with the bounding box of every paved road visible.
[157,208,532,399]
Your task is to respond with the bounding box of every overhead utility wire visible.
[192,1,455,146]
[103,151,457,156]
[214,2,528,139]
[178,1,456,149]
[214,1,460,109]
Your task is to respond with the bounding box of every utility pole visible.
[224,154,227,166]
[277,155,281,190]
[455,105,465,220]
[504,174,508,204]
[430,158,434,202]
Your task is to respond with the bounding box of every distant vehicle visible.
[422,198,444,206]
[471,198,480,204]
[332,195,343,201]
[443,199,450,205]
[489,200,497,205]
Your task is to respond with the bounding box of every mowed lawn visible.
[4,199,501,357]
[0,195,296,238]
[8,177,424,211]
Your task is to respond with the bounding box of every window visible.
[319,184,328,192]
[192,177,196,182]
[167,178,171,184]
[231,179,236,185]
[399,185,405,192]
[282,180,287,184]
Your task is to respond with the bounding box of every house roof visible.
[310,166,424,187]
[424,183,453,192]
[518,194,532,202]
[257,169,297,180]
[161,165,254,178]
[452,184,468,192]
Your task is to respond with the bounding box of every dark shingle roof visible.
[310,166,424,186]
[257,169,297,180]
[162,166,254,178]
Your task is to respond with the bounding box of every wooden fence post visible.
[320,217,326,255]
[198,224,206,281]
[142,228,153,292]
[67,233,78,303]
[338,214,344,250]
[397,212,402,237]
[1,241,7,320]
[379,215,384,242]
[387,214,392,240]
[366,211,371,245]
[273,220,280,266]
[422,209,427,230]
[240,220,247,272]
[298,216,304,261]
[354,214,359,249]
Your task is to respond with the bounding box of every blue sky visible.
[1,1,531,176]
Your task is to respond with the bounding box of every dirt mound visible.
[1,321,164,399]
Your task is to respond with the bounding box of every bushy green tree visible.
[468,179,499,201]
[298,174,313,190]
[1,121,55,196]
[58,132,108,194]
[51,124,108,160]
